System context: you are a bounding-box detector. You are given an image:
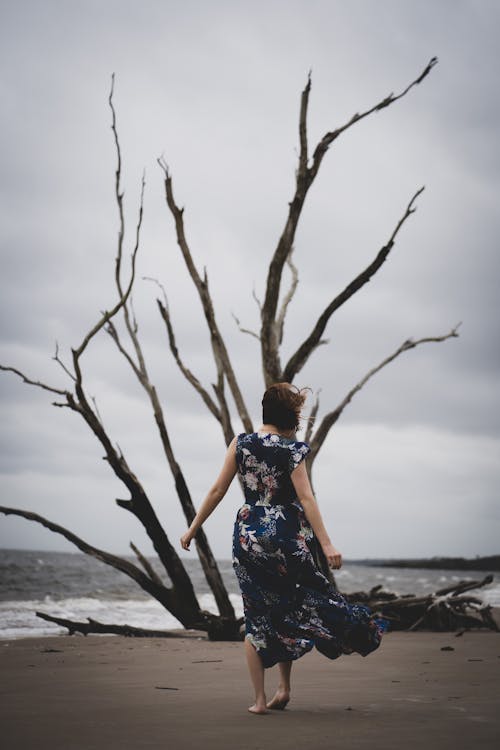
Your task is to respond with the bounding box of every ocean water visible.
[0,549,498,640]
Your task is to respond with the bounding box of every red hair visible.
[261,383,308,431]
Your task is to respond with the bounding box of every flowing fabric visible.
[232,432,389,669]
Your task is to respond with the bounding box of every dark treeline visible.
[354,555,500,572]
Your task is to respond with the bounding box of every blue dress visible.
[232,432,389,669]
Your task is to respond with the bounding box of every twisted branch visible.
[0,365,69,397]
[52,341,76,381]
[157,299,222,421]
[232,312,260,341]
[158,157,253,434]
[309,324,461,464]
[308,58,438,183]
[130,541,164,587]
[284,186,425,382]
[276,251,299,346]
[261,58,438,384]
[0,505,174,607]
[304,389,321,444]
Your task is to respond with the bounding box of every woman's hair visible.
[261,383,308,431]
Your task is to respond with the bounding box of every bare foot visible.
[266,690,290,710]
[248,703,269,715]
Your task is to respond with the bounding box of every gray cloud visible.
[1,0,499,559]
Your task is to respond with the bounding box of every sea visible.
[1,549,498,640]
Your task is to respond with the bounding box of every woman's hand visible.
[322,543,342,569]
[180,530,195,551]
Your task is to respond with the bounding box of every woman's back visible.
[236,432,310,506]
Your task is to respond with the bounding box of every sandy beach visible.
[1,624,499,750]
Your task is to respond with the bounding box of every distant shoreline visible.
[352,555,500,572]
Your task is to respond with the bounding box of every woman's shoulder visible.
[237,431,309,445]
[242,432,310,455]
[235,432,258,454]
[235,432,310,471]
[236,431,256,444]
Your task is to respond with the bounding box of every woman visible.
[181,382,389,714]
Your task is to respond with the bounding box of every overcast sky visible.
[1,0,499,563]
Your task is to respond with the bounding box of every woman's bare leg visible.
[267,661,292,710]
[244,636,268,714]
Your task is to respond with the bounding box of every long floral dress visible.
[232,432,389,669]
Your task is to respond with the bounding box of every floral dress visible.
[232,432,389,669]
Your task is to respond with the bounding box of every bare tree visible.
[156,55,457,576]
[157,58,458,471]
[1,57,459,638]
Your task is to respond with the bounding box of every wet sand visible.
[1,627,499,750]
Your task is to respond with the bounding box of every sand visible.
[1,628,499,750]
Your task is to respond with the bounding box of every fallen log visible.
[36,611,200,638]
[344,574,499,633]
[435,575,493,597]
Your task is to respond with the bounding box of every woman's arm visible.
[291,460,342,569]
[180,436,238,551]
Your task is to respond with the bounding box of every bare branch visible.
[129,295,139,334]
[109,72,125,291]
[130,541,164,587]
[276,251,299,346]
[304,388,321,444]
[143,275,168,307]
[52,341,76,381]
[232,312,260,341]
[157,157,253,433]
[309,324,460,463]
[71,77,144,383]
[212,369,236,447]
[308,58,437,183]
[157,299,222,421]
[298,71,312,177]
[35,611,189,638]
[71,231,140,378]
[261,58,437,385]
[252,286,262,312]
[114,170,147,372]
[0,365,69,397]
[0,504,172,604]
[260,73,313,383]
[143,277,224,431]
[105,320,143,382]
[90,395,104,426]
[284,187,425,382]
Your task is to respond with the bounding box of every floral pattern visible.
[232,432,389,669]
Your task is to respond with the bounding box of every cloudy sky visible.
[1,0,499,562]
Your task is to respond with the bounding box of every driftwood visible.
[344,575,499,632]
[35,575,497,641]
[35,611,205,638]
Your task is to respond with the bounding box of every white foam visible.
[1,582,498,640]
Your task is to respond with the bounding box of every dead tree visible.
[1,58,461,637]
[156,56,457,576]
